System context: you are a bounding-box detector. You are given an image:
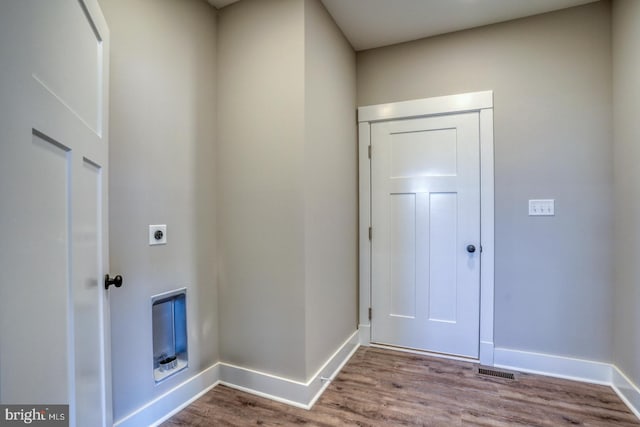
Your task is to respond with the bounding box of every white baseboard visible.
[115,330,360,426]
[220,330,360,409]
[114,363,221,427]
[612,365,640,420]
[494,347,640,420]
[494,347,612,385]
[307,330,360,408]
[114,340,640,425]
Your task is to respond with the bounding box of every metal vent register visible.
[478,367,515,380]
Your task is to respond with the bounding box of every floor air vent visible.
[478,367,515,380]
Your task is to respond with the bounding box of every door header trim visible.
[358,90,493,123]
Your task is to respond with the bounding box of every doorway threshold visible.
[369,342,480,364]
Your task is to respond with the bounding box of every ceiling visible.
[207,0,599,51]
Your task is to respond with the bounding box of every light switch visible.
[149,224,167,245]
[528,199,555,216]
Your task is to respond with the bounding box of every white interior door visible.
[0,1,112,425]
[371,112,480,358]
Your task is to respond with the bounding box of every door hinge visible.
[368,145,372,159]
[368,307,372,320]
[368,226,372,240]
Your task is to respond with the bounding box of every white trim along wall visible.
[115,332,640,426]
[357,90,496,366]
[114,331,360,427]
[494,348,640,420]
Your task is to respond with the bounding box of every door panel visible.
[2,131,73,404]
[371,113,480,358]
[390,128,457,177]
[74,159,105,427]
[32,0,102,133]
[0,1,111,425]
[389,193,416,318]
[428,192,458,323]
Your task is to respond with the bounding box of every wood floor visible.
[162,347,640,426]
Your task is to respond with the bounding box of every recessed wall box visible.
[152,288,188,383]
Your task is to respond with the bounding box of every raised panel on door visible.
[389,193,417,319]
[428,192,458,323]
[32,0,102,134]
[371,112,480,358]
[0,1,111,424]
[0,131,73,403]
[74,158,106,426]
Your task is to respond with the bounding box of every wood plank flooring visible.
[162,347,640,426]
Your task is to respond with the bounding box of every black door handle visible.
[466,245,476,253]
[105,274,123,290]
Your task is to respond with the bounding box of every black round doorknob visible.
[466,245,476,253]
[105,274,123,290]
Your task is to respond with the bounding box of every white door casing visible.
[371,113,480,358]
[0,1,112,425]
[357,92,495,364]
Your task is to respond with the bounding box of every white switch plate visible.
[149,224,167,245]
[528,199,555,216]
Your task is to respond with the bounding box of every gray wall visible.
[613,0,640,386]
[98,0,218,420]
[303,0,357,378]
[217,0,308,380]
[217,0,358,381]
[357,2,613,361]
